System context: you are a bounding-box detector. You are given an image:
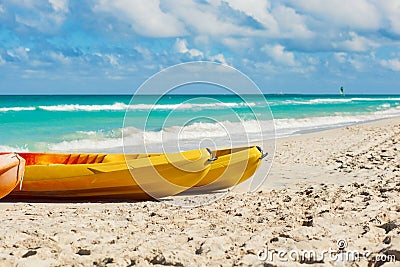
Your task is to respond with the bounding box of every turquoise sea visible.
[0,94,399,152]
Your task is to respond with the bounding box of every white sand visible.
[0,117,399,266]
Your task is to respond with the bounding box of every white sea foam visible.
[0,107,36,112]
[48,138,124,151]
[37,102,255,112]
[44,105,400,152]
[38,103,128,111]
[45,120,269,152]
[279,97,400,105]
[274,106,400,136]
[0,145,29,152]
[2,97,400,112]
[349,97,400,101]
[280,99,352,105]
[129,102,255,110]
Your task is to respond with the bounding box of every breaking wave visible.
[39,106,400,152]
[0,102,256,112]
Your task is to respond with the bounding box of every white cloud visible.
[174,38,227,64]
[221,37,255,53]
[134,46,152,60]
[49,52,71,64]
[0,55,6,65]
[94,0,186,37]
[271,5,314,39]
[374,1,400,35]
[285,0,381,31]
[174,38,187,53]
[92,52,121,67]
[30,60,52,67]
[48,0,68,13]
[334,52,347,63]
[163,0,259,37]
[333,53,375,71]
[306,56,319,65]
[223,0,279,35]
[106,54,119,66]
[262,44,297,66]
[210,53,227,65]
[10,1,67,33]
[7,46,29,61]
[348,57,364,71]
[380,58,400,71]
[210,0,313,39]
[174,38,204,58]
[333,32,378,52]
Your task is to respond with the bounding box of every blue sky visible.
[0,0,399,94]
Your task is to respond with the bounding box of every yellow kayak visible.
[5,146,265,200]
[9,149,212,199]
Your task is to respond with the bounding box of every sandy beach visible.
[1,117,399,266]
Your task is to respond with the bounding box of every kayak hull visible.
[10,149,212,199]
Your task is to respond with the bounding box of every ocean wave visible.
[131,120,266,143]
[0,107,36,112]
[2,97,400,112]
[38,103,128,111]
[129,102,255,110]
[274,106,400,135]
[48,138,124,151]
[350,97,400,101]
[45,106,400,152]
[1,102,254,112]
[278,97,400,105]
[37,102,255,112]
[0,145,29,152]
[45,120,269,152]
[279,99,352,105]
[3,101,399,152]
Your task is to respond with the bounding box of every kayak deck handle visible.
[206,148,218,162]
[256,146,268,160]
[259,152,268,160]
